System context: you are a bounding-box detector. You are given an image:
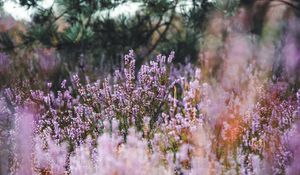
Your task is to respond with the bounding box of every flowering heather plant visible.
[241,82,298,174]
[29,50,177,147]
[2,49,300,174]
[285,90,300,174]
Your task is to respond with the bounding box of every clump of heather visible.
[3,50,300,174]
[242,82,298,174]
[24,50,211,174]
[285,90,300,175]
[29,50,177,147]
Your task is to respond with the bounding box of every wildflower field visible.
[1,0,300,175]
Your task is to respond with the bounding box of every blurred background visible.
[0,0,300,89]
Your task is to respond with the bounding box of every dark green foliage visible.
[0,32,14,51]
[1,0,216,67]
